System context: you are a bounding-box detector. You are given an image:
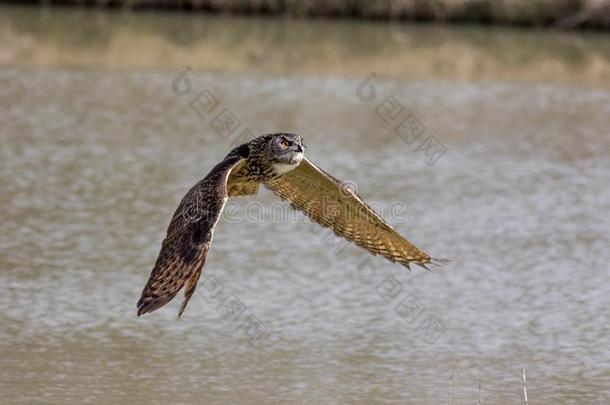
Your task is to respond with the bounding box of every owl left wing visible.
[265,158,442,269]
[137,156,248,317]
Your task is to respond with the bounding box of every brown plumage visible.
[137,156,242,316]
[265,158,433,269]
[137,133,445,317]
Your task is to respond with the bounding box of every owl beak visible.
[290,143,303,153]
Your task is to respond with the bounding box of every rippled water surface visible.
[1,5,609,405]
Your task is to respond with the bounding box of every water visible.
[1,5,609,405]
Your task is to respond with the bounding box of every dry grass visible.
[14,0,610,29]
[3,8,610,87]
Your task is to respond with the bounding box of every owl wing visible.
[265,158,439,269]
[137,156,254,317]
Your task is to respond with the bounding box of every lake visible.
[0,5,609,405]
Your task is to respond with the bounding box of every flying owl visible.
[137,133,445,317]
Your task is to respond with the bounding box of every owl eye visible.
[280,139,289,149]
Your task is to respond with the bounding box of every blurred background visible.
[1,1,609,404]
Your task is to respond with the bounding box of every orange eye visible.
[280,139,289,149]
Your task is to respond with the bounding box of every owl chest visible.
[272,161,300,176]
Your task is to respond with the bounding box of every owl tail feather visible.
[177,270,202,318]
[430,257,451,266]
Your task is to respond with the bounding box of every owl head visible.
[263,133,305,174]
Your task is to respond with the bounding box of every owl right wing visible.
[137,156,255,317]
[265,158,443,269]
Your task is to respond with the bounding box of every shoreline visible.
[2,5,610,88]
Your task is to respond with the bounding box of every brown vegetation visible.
[8,0,610,29]
[2,5,610,87]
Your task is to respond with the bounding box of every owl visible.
[137,133,446,317]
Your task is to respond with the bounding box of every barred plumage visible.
[137,133,444,317]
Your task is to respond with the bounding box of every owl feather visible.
[137,133,446,317]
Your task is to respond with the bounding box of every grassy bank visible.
[6,0,610,29]
[3,6,610,88]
